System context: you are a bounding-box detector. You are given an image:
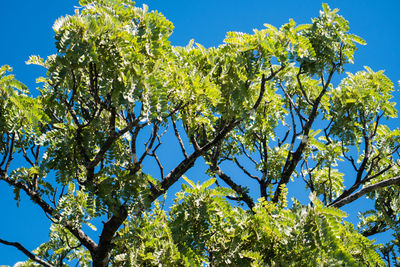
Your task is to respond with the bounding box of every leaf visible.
[26,55,46,67]
[294,24,312,32]
[347,33,366,45]
[263,23,278,32]
[322,3,331,14]
[68,182,76,193]
[200,178,216,190]
[364,65,374,73]
[345,98,356,103]
[182,175,196,188]
[309,192,322,208]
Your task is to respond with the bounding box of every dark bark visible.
[150,119,239,203]
[1,62,285,266]
[92,205,128,267]
[91,119,239,265]
[329,175,400,208]
[0,238,54,267]
[361,222,387,237]
[273,66,336,203]
[0,171,98,255]
[212,165,255,210]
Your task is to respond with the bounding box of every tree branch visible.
[93,205,128,267]
[0,238,54,267]
[232,158,260,182]
[4,133,15,173]
[86,119,139,172]
[296,65,313,105]
[273,64,336,202]
[0,172,97,254]
[212,165,255,210]
[280,82,307,123]
[329,175,400,208]
[172,118,188,159]
[251,64,285,113]
[149,119,239,202]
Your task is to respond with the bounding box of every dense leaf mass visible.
[112,180,383,266]
[1,1,399,266]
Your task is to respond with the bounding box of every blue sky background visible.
[0,0,399,264]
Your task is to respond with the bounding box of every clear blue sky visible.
[0,0,399,264]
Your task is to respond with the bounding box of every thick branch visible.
[4,133,15,173]
[212,165,255,210]
[0,135,10,168]
[356,115,370,183]
[330,175,400,208]
[330,164,394,208]
[0,238,54,267]
[251,74,267,112]
[93,205,128,267]
[361,222,388,237]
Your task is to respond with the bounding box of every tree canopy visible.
[1,0,399,266]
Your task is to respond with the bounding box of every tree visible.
[0,0,399,265]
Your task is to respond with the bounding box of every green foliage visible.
[301,4,365,73]
[328,67,396,143]
[109,179,384,266]
[16,224,91,267]
[1,1,399,266]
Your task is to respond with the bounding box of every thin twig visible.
[172,118,188,159]
[232,158,260,182]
